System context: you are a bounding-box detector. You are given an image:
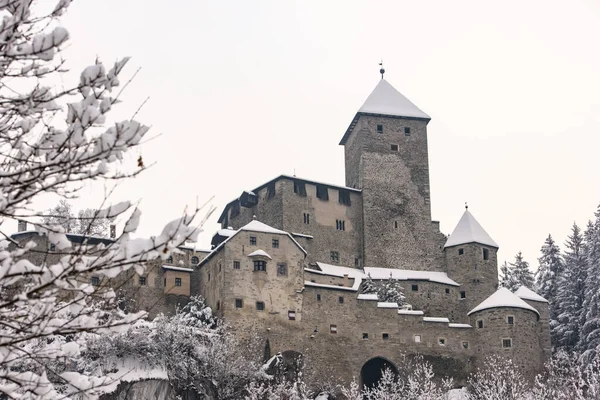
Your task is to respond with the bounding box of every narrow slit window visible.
[377,124,383,134]
[139,276,146,286]
[483,248,489,260]
[303,213,310,224]
[460,291,466,299]
[477,320,484,329]
[338,296,344,304]
[507,316,514,325]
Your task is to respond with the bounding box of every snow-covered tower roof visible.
[444,209,498,249]
[468,287,540,317]
[340,79,430,145]
[514,286,548,303]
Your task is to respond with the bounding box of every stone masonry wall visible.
[343,115,436,271]
[470,308,543,380]
[445,243,499,318]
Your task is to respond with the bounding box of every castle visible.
[11,77,550,388]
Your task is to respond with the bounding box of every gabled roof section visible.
[515,286,548,303]
[340,79,431,145]
[468,287,539,317]
[217,175,361,223]
[444,209,499,249]
[199,220,306,267]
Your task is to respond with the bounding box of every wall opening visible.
[360,357,398,391]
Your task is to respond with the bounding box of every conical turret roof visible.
[444,209,498,249]
[468,287,540,317]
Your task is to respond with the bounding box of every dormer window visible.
[293,181,307,197]
[240,191,258,208]
[316,184,329,200]
[377,124,383,134]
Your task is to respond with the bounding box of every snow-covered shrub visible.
[466,356,530,400]
[360,273,408,307]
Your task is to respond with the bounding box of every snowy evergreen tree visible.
[499,261,517,290]
[579,206,600,363]
[360,274,407,307]
[535,235,564,324]
[554,223,586,350]
[504,252,534,291]
[360,273,377,294]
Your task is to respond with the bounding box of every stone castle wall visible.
[343,116,436,271]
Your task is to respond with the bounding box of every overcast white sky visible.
[47,0,600,269]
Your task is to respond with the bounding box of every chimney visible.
[343,274,349,288]
[110,224,116,239]
[17,220,27,232]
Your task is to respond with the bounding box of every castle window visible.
[362,333,369,340]
[502,338,512,348]
[477,320,484,329]
[483,248,489,260]
[462,341,469,349]
[49,243,56,252]
[460,291,466,299]
[216,301,220,310]
[507,315,514,325]
[233,261,240,270]
[445,288,450,294]
[336,220,346,231]
[412,284,419,292]
[256,301,265,311]
[191,256,199,264]
[272,239,279,248]
[249,236,256,245]
[277,263,288,276]
[175,278,182,287]
[208,273,211,281]
[377,124,383,133]
[404,127,411,136]
[438,338,446,346]
[390,144,399,151]
[235,299,243,308]
[330,325,337,334]
[317,293,321,301]
[139,276,146,286]
[167,256,173,264]
[91,276,100,286]
[288,310,296,320]
[414,335,421,343]
[458,248,464,255]
[253,260,267,272]
[316,184,329,200]
[330,251,340,263]
[303,213,310,224]
[267,182,276,199]
[394,221,398,230]
[355,257,360,267]
[293,181,307,197]
[382,333,390,340]
[219,263,222,272]
[338,190,351,206]
[338,296,344,304]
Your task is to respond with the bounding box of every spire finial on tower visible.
[379,60,385,79]
[465,202,469,210]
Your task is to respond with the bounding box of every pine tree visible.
[379,277,406,306]
[510,252,534,291]
[580,206,600,363]
[361,273,377,294]
[535,235,564,322]
[554,224,586,350]
[499,261,517,290]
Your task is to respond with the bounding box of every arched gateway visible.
[360,357,398,390]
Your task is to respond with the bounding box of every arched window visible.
[191,256,199,264]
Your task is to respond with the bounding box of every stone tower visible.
[444,208,499,314]
[340,79,436,270]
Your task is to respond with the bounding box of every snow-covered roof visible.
[217,228,236,237]
[364,267,459,286]
[311,262,365,279]
[358,79,430,120]
[291,232,314,239]
[377,302,399,309]
[357,293,378,301]
[449,323,472,328]
[199,220,306,266]
[444,209,498,249]
[304,281,358,292]
[248,249,272,259]
[162,265,194,273]
[515,286,548,303]
[468,287,540,317]
[398,310,424,316]
[423,317,450,323]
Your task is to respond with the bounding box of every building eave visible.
[339,112,431,146]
